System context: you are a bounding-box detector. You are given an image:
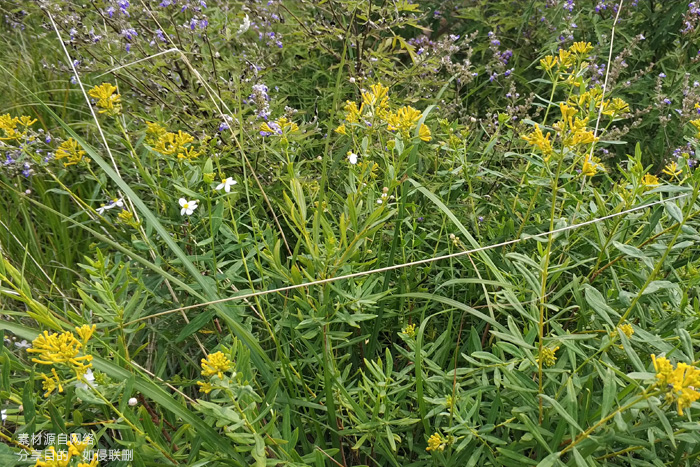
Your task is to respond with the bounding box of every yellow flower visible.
[55,138,88,167]
[419,123,432,142]
[0,114,36,140]
[571,129,597,145]
[651,355,700,415]
[537,346,559,367]
[260,117,299,137]
[344,100,362,124]
[88,83,121,116]
[426,432,446,452]
[197,381,214,394]
[402,323,416,338]
[35,446,72,467]
[521,125,553,160]
[387,106,421,132]
[558,49,574,68]
[76,453,99,467]
[334,123,347,135]
[145,121,167,144]
[602,98,630,117]
[619,323,634,338]
[569,41,593,56]
[28,330,93,368]
[75,324,96,345]
[641,173,659,188]
[67,438,90,457]
[582,158,597,177]
[690,119,700,137]
[559,103,578,128]
[201,351,233,379]
[361,83,390,112]
[662,160,682,179]
[154,130,196,160]
[177,146,201,161]
[40,368,64,398]
[540,55,558,72]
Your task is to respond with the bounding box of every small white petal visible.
[179,198,187,207]
[14,340,31,350]
[215,183,225,191]
[1,409,6,421]
[180,207,187,216]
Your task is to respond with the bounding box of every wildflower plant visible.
[2,0,700,466]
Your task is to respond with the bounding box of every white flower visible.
[237,14,250,35]
[14,340,31,350]
[128,397,138,407]
[376,199,383,204]
[1,409,6,421]
[96,198,123,215]
[179,198,199,216]
[347,152,358,165]
[76,369,95,390]
[215,177,237,193]
[96,204,111,215]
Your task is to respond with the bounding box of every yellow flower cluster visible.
[386,106,432,141]
[401,323,416,338]
[88,83,121,116]
[539,41,593,74]
[652,355,700,415]
[610,323,634,348]
[335,83,432,141]
[537,346,559,367]
[662,161,682,179]
[33,440,96,467]
[197,350,233,393]
[642,173,659,188]
[148,123,200,161]
[521,125,553,161]
[361,83,390,118]
[145,121,168,144]
[29,325,96,396]
[690,119,700,138]
[259,116,299,136]
[0,114,36,141]
[426,432,447,452]
[602,97,630,117]
[55,138,89,167]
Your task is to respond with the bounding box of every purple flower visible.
[663,98,672,105]
[121,28,138,41]
[659,72,666,78]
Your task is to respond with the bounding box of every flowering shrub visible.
[1,1,700,466]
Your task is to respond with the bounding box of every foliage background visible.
[1,0,700,466]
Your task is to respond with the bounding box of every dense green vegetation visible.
[2,1,700,465]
